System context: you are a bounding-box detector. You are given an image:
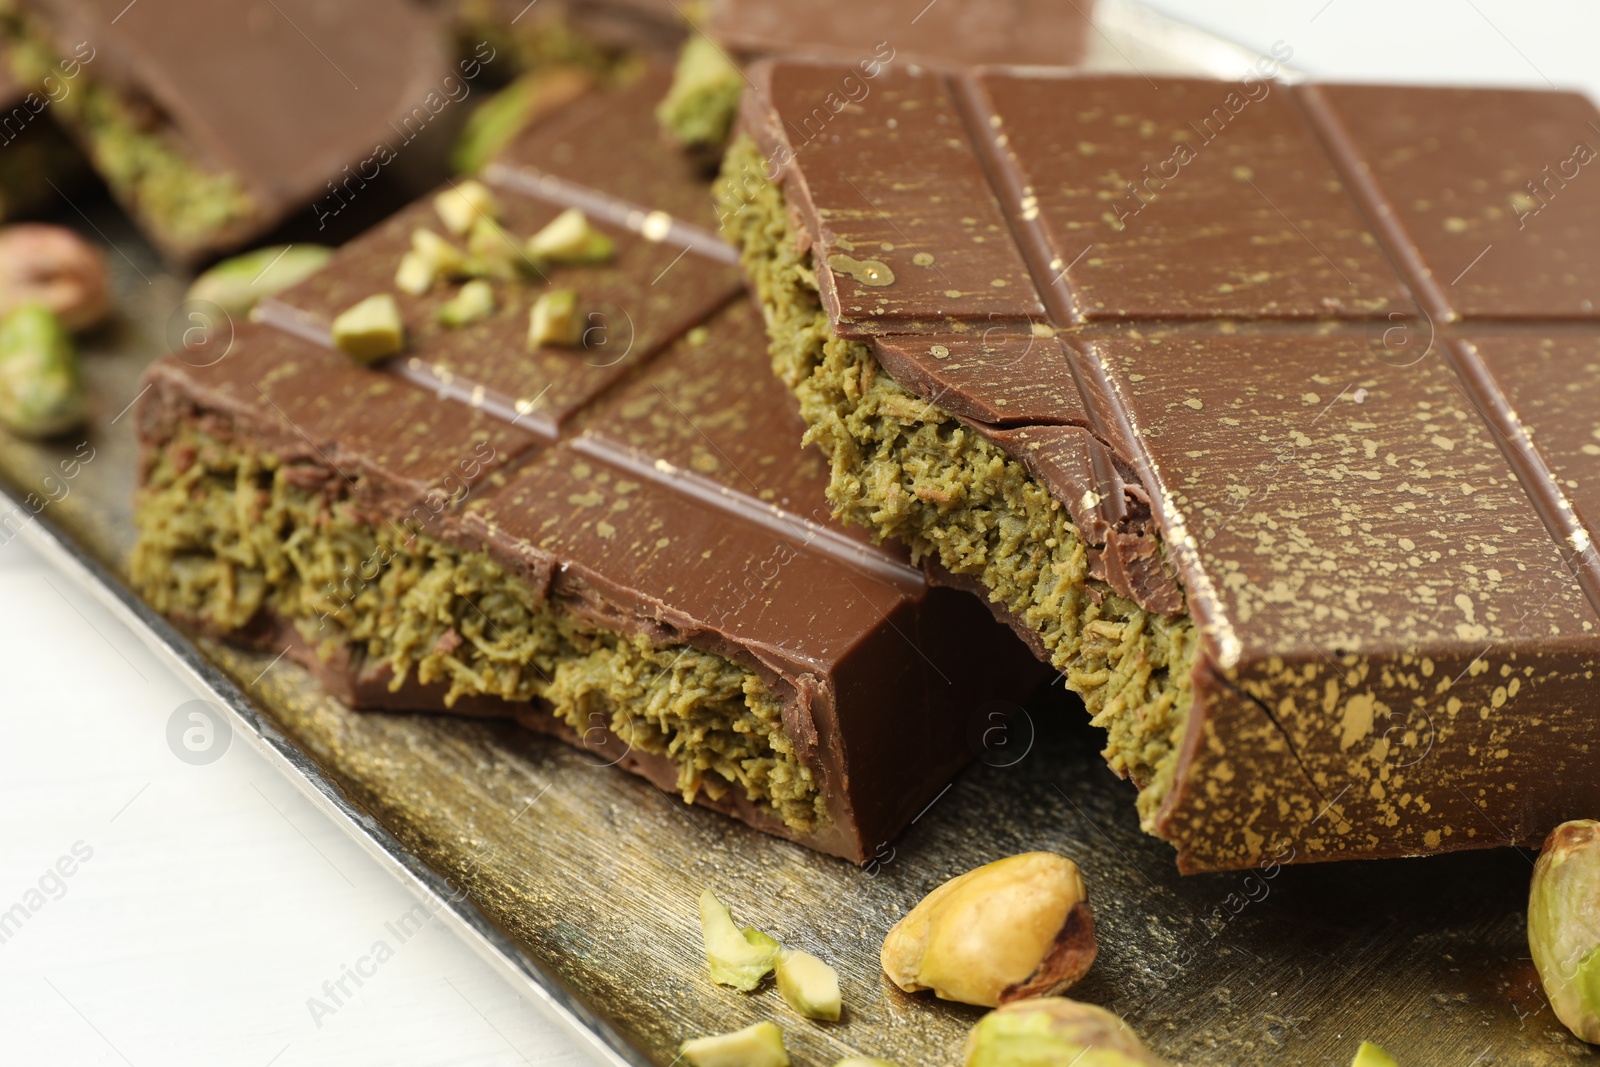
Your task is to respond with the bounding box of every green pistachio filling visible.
[1,4,255,248]
[717,135,1196,829]
[131,427,825,832]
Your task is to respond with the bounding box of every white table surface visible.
[2,3,1595,1064]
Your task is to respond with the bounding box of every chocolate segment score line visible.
[737,60,1600,871]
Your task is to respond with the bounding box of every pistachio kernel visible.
[881,851,1097,1008]
[331,294,404,363]
[437,279,495,328]
[964,998,1168,1067]
[526,207,615,265]
[680,1021,789,1067]
[527,289,583,350]
[1529,818,1600,1043]
[434,180,500,236]
[0,302,86,439]
[698,887,780,991]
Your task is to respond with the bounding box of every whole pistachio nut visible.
[1351,1041,1400,1067]
[882,852,1097,1008]
[0,303,86,439]
[1529,819,1600,1043]
[699,888,780,991]
[188,244,333,318]
[0,224,110,333]
[963,998,1167,1067]
[680,1021,789,1067]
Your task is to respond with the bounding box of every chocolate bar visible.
[704,0,1093,70]
[721,62,1600,872]
[131,70,1044,863]
[655,0,1094,155]
[8,0,455,261]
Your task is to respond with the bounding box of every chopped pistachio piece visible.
[656,33,744,149]
[411,228,469,280]
[698,888,780,991]
[438,279,496,328]
[680,1022,789,1067]
[187,244,333,318]
[775,948,841,1021]
[1351,1042,1400,1067]
[468,217,526,280]
[0,303,85,439]
[394,250,436,296]
[527,289,583,350]
[331,294,404,363]
[526,207,615,265]
[434,180,500,236]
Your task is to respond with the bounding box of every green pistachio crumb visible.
[698,888,780,991]
[187,245,333,317]
[331,294,404,363]
[775,948,841,1020]
[434,180,500,237]
[528,289,582,349]
[656,33,743,149]
[0,303,85,439]
[412,228,470,279]
[467,217,526,280]
[438,279,496,328]
[680,1022,788,1067]
[526,207,614,265]
[1351,1041,1399,1067]
[394,250,436,296]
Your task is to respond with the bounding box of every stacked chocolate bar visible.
[720,64,1600,870]
[131,71,1044,863]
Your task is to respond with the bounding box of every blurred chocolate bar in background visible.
[4,0,456,262]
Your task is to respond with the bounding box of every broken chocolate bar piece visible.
[722,61,1600,872]
[10,0,453,262]
[130,71,1044,863]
